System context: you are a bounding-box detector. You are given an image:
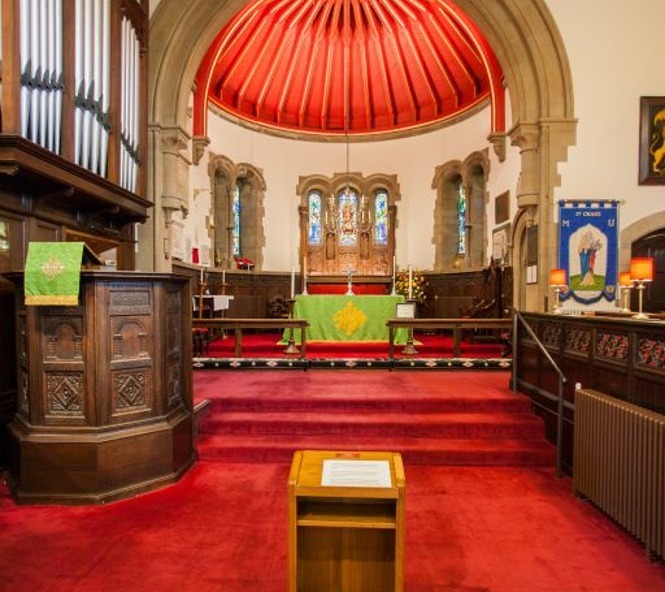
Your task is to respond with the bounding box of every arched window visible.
[308,190,322,246]
[337,189,358,247]
[298,173,399,276]
[232,182,241,257]
[374,190,388,246]
[210,156,266,269]
[456,183,467,256]
[433,151,488,271]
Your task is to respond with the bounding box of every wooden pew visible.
[386,318,512,358]
[192,318,309,358]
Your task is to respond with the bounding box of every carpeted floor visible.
[1,369,664,591]
[1,462,664,591]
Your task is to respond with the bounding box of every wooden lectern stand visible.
[288,450,405,592]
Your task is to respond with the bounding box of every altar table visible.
[290,294,409,343]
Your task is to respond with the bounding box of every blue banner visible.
[558,201,619,304]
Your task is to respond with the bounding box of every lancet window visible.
[433,151,489,271]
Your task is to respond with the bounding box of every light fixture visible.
[630,257,654,319]
[549,268,567,313]
[324,4,371,237]
[618,271,632,312]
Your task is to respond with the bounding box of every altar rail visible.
[387,318,511,358]
[192,318,309,358]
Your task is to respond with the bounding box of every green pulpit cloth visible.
[25,242,86,306]
[283,294,410,344]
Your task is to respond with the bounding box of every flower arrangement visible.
[234,255,255,270]
[395,269,429,303]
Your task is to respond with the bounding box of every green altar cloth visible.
[24,242,85,306]
[286,294,409,344]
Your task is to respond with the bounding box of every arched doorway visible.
[148,0,576,312]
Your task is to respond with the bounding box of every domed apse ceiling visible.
[194,0,505,138]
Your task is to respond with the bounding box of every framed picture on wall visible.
[639,96,665,185]
[492,223,510,264]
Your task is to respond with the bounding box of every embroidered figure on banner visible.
[558,200,619,305]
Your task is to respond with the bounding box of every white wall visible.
[547,0,665,228]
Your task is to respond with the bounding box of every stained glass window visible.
[308,191,322,246]
[374,190,388,245]
[338,189,357,247]
[233,182,241,257]
[456,182,467,255]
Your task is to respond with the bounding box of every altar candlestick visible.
[408,265,413,300]
[290,267,295,299]
[200,266,204,283]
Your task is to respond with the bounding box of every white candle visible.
[200,266,204,283]
[392,256,396,283]
[290,267,295,299]
[408,265,413,300]
[222,270,226,284]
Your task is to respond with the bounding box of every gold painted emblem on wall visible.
[333,301,367,336]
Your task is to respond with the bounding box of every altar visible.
[290,294,409,344]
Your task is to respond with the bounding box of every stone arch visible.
[620,211,665,268]
[149,0,577,311]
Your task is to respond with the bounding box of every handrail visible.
[510,307,568,478]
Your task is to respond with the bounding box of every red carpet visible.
[2,370,664,590]
[1,462,664,591]
[195,370,554,465]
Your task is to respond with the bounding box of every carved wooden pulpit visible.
[5,271,194,504]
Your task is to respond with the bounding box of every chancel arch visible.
[149,0,576,310]
[297,173,400,276]
[209,154,266,270]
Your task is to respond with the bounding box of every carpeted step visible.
[200,411,545,439]
[204,394,532,414]
[196,434,556,466]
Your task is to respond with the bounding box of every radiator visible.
[574,388,665,560]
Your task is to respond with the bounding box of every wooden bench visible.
[192,318,309,358]
[386,318,512,358]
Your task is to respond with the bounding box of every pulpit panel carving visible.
[637,335,665,369]
[44,320,83,360]
[45,372,85,418]
[112,319,150,359]
[112,370,150,416]
[109,283,152,314]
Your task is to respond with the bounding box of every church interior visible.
[1,1,665,590]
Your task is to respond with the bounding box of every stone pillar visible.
[143,125,191,272]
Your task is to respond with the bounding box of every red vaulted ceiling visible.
[194,0,504,138]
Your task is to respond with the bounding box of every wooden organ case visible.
[6,272,194,504]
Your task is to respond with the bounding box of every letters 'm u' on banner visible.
[558,200,619,305]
